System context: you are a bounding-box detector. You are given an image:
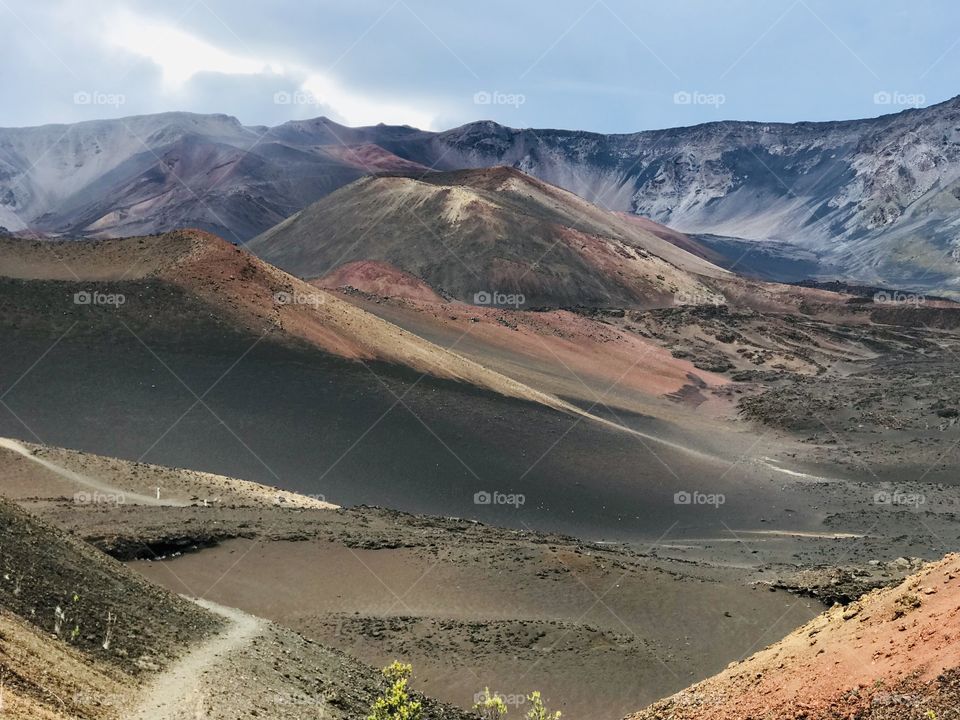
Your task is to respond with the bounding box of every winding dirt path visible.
[130,598,265,720]
[0,437,186,506]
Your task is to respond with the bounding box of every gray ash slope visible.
[0,113,419,242]
[5,99,960,293]
[411,100,960,295]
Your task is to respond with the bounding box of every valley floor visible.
[5,433,957,718]
[1,438,821,719]
[2,233,960,718]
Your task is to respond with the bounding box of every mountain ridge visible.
[6,92,959,134]
[5,99,960,293]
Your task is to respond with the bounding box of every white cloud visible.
[105,11,279,88]
[102,9,436,129]
[300,74,434,129]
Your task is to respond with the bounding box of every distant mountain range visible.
[3,99,960,294]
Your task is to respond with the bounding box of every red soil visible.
[313,260,446,304]
[628,554,960,720]
[151,231,589,415]
[342,291,729,400]
[318,143,430,173]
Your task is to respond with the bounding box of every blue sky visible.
[1,0,956,132]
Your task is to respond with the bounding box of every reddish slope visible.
[0,231,603,417]
[164,234,732,420]
[628,554,960,720]
[340,291,729,407]
[314,259,446,303]
[317,143,431,173]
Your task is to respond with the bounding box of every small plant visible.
[54,592,82,642]
[367,661,422,720]
[54,605,66,637]
[102,611,115,650]
[474,688,508,720]
[525,692,560,720]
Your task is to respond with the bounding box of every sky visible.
[0,0,956,133]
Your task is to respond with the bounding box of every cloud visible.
[105,11,281,89]
[0,0,955,132]
[299,74,434,129]
[101,8,436,129]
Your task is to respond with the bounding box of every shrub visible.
[525,691,560,720]
[474,688,508,720]
[367,661,423,720]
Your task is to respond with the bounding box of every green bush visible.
[473,688,508,720]
[525,691,560,720]
[367,661,423,720]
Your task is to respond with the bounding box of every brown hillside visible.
[248,167,728,309]
[628,554,960,720]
